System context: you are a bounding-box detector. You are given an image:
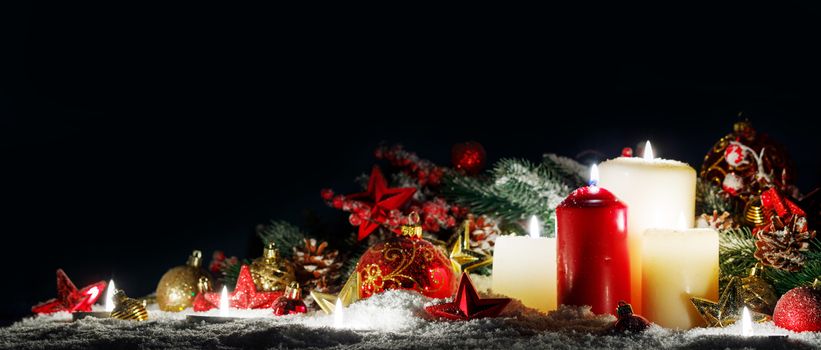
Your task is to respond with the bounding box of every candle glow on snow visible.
[219,286,229,317]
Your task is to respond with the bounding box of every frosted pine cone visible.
[753,214,816,271]
[696,211,736,231]
[467,215,500,256]
[292,238,342,292]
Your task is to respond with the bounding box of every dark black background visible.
[2,3,820,325]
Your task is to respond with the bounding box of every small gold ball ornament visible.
[156,250,212,311]
[110,290,149,321]
[249,243,296,292]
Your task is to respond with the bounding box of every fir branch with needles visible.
[442,155,586,237]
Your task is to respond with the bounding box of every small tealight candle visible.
[73,279,116,320]
[492,216,557,312]
[334,298,344,328]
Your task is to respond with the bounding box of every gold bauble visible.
[111,290,149,321]
[250,243,296,292]
[156,250,212,311]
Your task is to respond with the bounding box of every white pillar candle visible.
[492,216,557,312]
[642,228,719,329]
[597,141,696,313]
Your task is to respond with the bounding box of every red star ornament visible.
[425,272,510,320]
[348,166,416,240]
[32,269,107,314]
[196,265,282,311]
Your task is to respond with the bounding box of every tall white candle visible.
[598,141,696,313]
[492,216,557,312]
[642,228,719,329]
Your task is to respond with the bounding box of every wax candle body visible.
[642,228,719,329]
[556,185,630,315]
[492,236,557,312]
[598,157,696,313]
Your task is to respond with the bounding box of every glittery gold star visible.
[690,276,770,327]
[449,220,492,275]
[310,271,361,314]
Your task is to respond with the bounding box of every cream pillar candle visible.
[642,228,719,329]
[492,216,557,312]
[597,142,696,313]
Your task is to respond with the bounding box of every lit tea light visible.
[219,286,230,317]
[741,307,754,337]
[736,306,787,340]
[334,298,344,328]
[187,286,242,323]
[73,279,116,320]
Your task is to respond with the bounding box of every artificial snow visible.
[2,289,821,350]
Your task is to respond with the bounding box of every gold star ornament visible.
[449,220,492,275]
[690,275,771,327]
[310,271,361,314]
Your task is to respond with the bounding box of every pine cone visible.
[292,238,342,292]
[467,215,500,256]
[696,211,736,231]
[753,214,816,271]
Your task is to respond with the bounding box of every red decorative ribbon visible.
[760,188,805,219]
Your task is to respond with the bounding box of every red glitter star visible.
[347,166,416,240]
[197,265,282,310]
[425,273,510,320]
[32,269,107,314]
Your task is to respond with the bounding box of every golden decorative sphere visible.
[249,243,295,292]
[111,290,149,321]
[156,250,212,312]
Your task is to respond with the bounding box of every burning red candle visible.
[556,165,630,315]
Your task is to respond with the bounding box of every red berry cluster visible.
[209,250,239,275]
[375,144,446,187]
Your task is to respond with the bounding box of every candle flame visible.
[741,306,754,337]
[219,286,229,317]
[528,215,540,239]
[334,298,344,328]
[589,164,599,187]
[105,279,116,312]
[643,141,654,161]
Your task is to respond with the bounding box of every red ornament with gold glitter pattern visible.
[355,213,457,299]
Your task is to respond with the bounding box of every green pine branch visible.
[257,220,306,259]
[719,226,757,289]
[696,179,739,215]
[442,156,586,237]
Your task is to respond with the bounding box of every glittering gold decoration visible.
[738,264,778,315]
[310,271,361,314]
[250,242,296,292]
[449,220,493,275]
[156,250,213,312]
[690,274,771,327]
[401,212,423,238]
[110,290,149,321]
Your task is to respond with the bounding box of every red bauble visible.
[724,143,748,167]
[356,233,457,299]
[451,142,486,175]
[610,301,651,334]
[773,285,821,332]
[272,282,307,316]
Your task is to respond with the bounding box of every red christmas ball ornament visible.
[451,142,486,175]
[773,282,821,332]
[272,282,307,316]
[610,301,651,334]
[722,172,745,196]
[355,213,457,299]
[621,147,633,157]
